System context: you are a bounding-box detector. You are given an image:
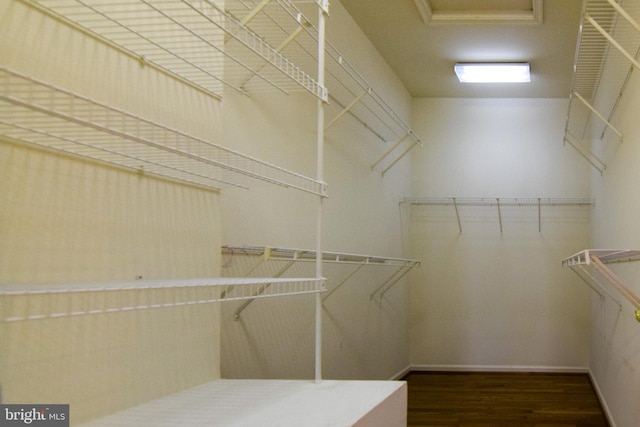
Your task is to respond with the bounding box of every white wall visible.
[588,67,640,427]
[0,1,222,423]
[409,98,592,370]
[219,0,415,381]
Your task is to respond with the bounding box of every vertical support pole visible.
[314,0,328,384]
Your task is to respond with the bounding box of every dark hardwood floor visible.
[404,371,610,427]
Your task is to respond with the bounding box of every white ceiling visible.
[340,0,584,98]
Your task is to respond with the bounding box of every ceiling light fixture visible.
[454,62,531,83]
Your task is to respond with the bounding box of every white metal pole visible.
[315,1,328,384]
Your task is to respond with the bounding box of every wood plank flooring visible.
[404,371,609,427]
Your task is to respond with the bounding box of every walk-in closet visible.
[2,0,640,426]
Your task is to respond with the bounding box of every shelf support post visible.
[314,0,328,384]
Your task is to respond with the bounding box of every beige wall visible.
[589,64,640,427]
[219,0,415,381]
[409,98,592,370]
[0,0,222,423]
[1,3,415,425]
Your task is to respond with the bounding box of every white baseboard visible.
[389,365,411,380]
[408,364,589,374]
[588,369,617,427]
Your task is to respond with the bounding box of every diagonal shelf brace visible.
[370,262,418,299]
[572,92,623,141]
[564,131,606,174]
[372,133,410,170]
[590,255,640,322]
[326,89,369,131]
[379,265,415,298]
[234,259,297,320]
[453,197,462,234]
[322,263,366,302]
[381,140,420,177]
[562,250,640,322]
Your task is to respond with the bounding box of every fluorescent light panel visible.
[454,62,531,83]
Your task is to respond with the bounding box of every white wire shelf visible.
[0,66,327,196]
[222,245,420,310]
[223,0,424,175]
[562,249,640,322]
[26,0,327,101]
[222,245,420,267]
[26,0,421,174]
[564,0,640,173]
[0,277,326,323]
[402,197,594,233]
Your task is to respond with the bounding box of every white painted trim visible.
[588,369,618,427]
[409,364,589,374]
[416,0,543,25]
[389,365,412,380]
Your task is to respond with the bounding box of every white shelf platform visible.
[0,66,327,196]
[0,277,325,323]
[77,379,407,427]
[221,245,420,307]
[562,249,640,322]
